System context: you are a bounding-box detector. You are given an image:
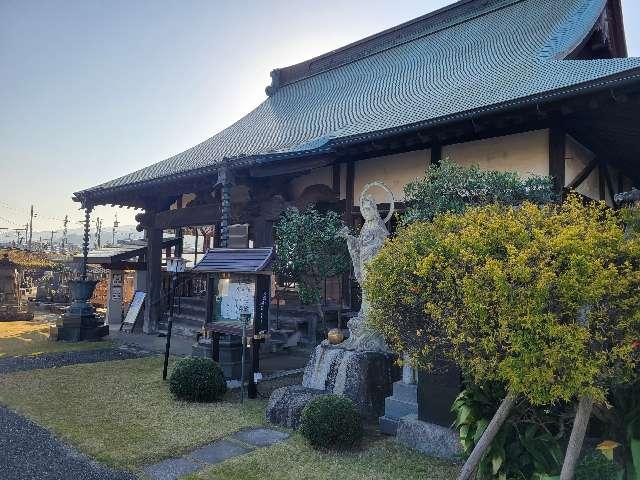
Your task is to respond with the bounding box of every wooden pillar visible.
[345,160,355,226]
[332,163,341,196]
[143,225,162,334]
[549,125,566,201]
[219,162,233,248]
[175,197,184,257]
[431,144,442,166]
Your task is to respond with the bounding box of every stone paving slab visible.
[143,457,201,480]
[141,427,291,480]
[0,405,135,480]
[189,439,252,464]
[231,427,290,447]
[0,346,153,375]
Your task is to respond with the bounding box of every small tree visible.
[273,207,350,338]
[402,159,555,224]
[365,196,640,480]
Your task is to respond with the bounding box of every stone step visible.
[392,381,418,404]
[174,304,206,317]
[379,415,400,436]
[384,397,418,420]
[175,297,207,307]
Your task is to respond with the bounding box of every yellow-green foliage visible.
[365,196,640,405]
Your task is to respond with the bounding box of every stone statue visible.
[337,181,395,352]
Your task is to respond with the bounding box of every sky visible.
[2,0,640,236]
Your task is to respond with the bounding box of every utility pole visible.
[28,205,34,251]
[95,217,102,248]
[62,215,69,253]
[112,213,119,246]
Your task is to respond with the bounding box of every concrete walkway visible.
[0,405,135,480]
[142,428,290,480]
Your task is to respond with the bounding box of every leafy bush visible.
[299,395,363,450]
[366,196,640,405]
[575,452,620,480]
[402,159,555,224]
[452,383,566,480]
[169,357,227,402]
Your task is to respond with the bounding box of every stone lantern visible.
[54,205,109,341]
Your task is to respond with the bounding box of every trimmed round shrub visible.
[169,357,227,402]
[299,395,363,450]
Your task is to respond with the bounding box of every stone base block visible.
[379,415,399,435]
[302,344,399,418]
[396,414,462,460]
[266,385,328,429]
[56,324,109,342]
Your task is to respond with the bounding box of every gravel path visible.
[0,345,154,375]
[0,405,136,480]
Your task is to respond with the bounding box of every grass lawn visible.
[0,356,265,471]
[0,320,110,357]
[186,434,460,480]
[0,354,461,479]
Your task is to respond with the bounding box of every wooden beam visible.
[154,204,221,229]
[549,125,566,199]
[566,157,599,190]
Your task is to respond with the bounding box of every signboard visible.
[111,286,122,301]
[111,273,123,287]
[121,290,146,332]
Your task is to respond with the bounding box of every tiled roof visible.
[79,0,640,199]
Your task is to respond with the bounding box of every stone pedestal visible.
[55,280,109,342]
[379,381,418,435]
[266,343,399,428]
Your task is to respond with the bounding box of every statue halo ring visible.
[360,181,395,224]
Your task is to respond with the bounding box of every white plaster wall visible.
[353,149,430,205]
[289,166,333,200]
[443,130,550,177]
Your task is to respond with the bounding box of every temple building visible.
[74,0,640,338]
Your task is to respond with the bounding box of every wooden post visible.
[549,125,566,201]
[345,160,355,227]
[431,143,442,166]
[219,162,233,248]
[143,225,162,334]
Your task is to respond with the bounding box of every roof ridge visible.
[265,0,524,95]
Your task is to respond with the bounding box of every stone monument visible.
[0,253,34,321]
[0,254,19,305]
[267,182,400,428]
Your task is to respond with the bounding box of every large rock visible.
[266,385,328,428]
[396,414,462,460]
[266,343,399,428]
